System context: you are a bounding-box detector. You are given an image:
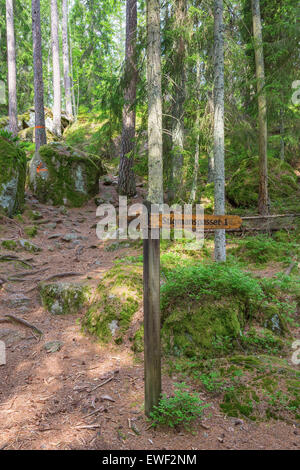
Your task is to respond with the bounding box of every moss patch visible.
[0,136,27,217]
[24,226,38,238]
[160,261,295,359]
[1,238,41,253]
[39,282,91,315]
[82,262,142,344]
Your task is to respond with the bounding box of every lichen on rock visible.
[0,136,27,217]
[29,142,106,207]
[39,282,91,315]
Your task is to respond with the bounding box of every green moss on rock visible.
[0,136,27,217]
[160,262,291,359]
[1,238,41,252]
[29,142,106,207]
[82,262,142,344]
[39,282,91,315]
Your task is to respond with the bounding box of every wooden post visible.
[143,201,161,417]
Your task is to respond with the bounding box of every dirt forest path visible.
[0,180,299,450]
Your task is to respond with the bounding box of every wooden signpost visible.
[143,205,242,416]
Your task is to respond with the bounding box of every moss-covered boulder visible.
[0,136,27,217]
[160,262,292,359]
[227,156,299,208]
[29,142,106,207]
[1,238,41,252]
[39,282,91,315]
[82,262,142,344]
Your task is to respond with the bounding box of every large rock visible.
[18,127,59,144]
[29,142,106,207]
[0,136,27,217]
[39,282,91,315]
[1,107,70,135]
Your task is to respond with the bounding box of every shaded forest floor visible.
[0,179,299,450]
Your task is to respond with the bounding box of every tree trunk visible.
[118,0,138,197]
[168,0,186,201]
[6,0,18,135]
[213,0,226,262]
[251,0,269,215]
[32,0,47,151]
[190,59,201,202]
[147,0,163,204]
[51,0,61,136]
[279,108,284,161]
[62,0,73,121]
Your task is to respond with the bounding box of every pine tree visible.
[6,0,18,135]
[62,0,73,120]
[251,0,269,215]
[147,0,163,204]
[51,0,61,136]
[32,0,47,151]
[118,0,138,197]
[214,0,226,262]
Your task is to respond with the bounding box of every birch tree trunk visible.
[118,0,137,197]
[51,0,61,136]
[251,0,269,215]
[32,0,47,151]
[6,0,18,135]
[147,0,163,204]
[214,0,226,262]
[62,0,73,121]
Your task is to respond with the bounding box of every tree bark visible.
[51,0,61,136]
[32,0,47,151]
[62,0,73,121]
[6,0,18,135]
[147,0,163,204]
[168,0,186,201]
[190,59,201,202]
[251,0,269,215]
[118,0,138,197]
[213,0,226,262]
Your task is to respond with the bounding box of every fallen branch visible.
[90,376,114,392]
[0,315,43,336]
[83,407,104,419]
[75,424,101,430]
[242,214,300,220]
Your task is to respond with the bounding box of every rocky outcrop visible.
[29,142,106,207]
[0,136,27,217]
[0,107,70,135]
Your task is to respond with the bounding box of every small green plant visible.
[0,129,19,143]
[150,382,209,429]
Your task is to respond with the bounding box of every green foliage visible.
[229,234,299,265]
[227,156,299,211]
[0,129,19,143]
[150,383,208,429]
